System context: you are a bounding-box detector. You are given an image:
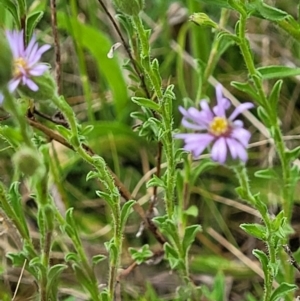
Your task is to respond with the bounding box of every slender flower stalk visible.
[175,85,253,164]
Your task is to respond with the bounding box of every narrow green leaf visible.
[269,79,282,110]
[120,200,135,231]
[252,249,268,278]
[86,171,98,182]
[286,146,300,162]
[47,264,67,290]
[254,168,278,179]
[257,106,272,127]
[100,290,110,301]
[132,97,160,111]
[231,81,260,102]
[254,1,288,21]
[164,242,180,269]
[65,208,75,228]
[240,223,266,240]
[95,190,115,210]
[73,264,98,300]
[26,11,44,41]
[0,0,20,28]
[182,225,202,254]
[257,66,300,79]
[65,252,79,263]
[184,205,199,217]
[196,0,231,9]
[146,175,165,189]
[92,254,107,266]
[270,282,297,301]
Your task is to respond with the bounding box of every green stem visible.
[238,14,292,221]
[202,8,230,95]
[52,94,122,300]
[131,15,163,100]
[131,15,176,219]
[235,166,274,301]
[2,88,33,148]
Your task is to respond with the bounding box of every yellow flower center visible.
[209,117,229,136]
[13,58,28,77]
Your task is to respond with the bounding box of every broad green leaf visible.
[270,282,297,301]
[26,11,44,41]
[257,66,300,80]
[57,12,128,120]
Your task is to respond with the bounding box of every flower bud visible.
[113,0,144,16]
[12,147,45,177]
[0,31,13,89]
[189,13,218,28]
[17,70,57,101]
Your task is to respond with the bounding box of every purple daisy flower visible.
[175,85,254,164]
[6,30,51,92]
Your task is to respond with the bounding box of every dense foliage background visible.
[1,0,300,300]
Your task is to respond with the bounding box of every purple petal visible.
[0,93,3,104]
[27,43,39,63]
[231,128,251,147]
[9,79,21,92]
[199,100,214,121]
[229,102,254,121]
[29,64,49,76]
[181,118,207,130]
[213,98,230,117]
[29,44,51,65]
[214,84,231,116]
[226,138,238,159]
[211,137,227,164]
[174,133,214,157]
[6,31,20,57]
[227,139,248,162]
[187,137,214,157]
[25,36,37,57]
[179,106,202,122]
[232,120,243,127]
[25,78,39,91]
